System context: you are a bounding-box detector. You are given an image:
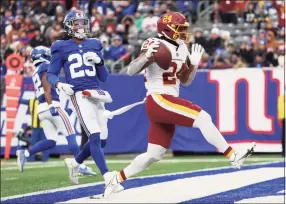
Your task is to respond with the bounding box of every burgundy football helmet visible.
[157,12,191,44]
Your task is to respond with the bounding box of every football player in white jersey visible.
[102,12,256,198]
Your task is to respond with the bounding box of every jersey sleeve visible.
[47,41,63,88]
[38,62,48,76]
[89,38,103,51]
[94,42,109,82]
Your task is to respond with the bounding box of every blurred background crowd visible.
[0,0,285,76]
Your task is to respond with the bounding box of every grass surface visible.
[1,154,283,198]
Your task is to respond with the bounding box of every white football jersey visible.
[141,38,190,97]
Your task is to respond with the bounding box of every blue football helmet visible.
[63,10,90,39]
[30,46,51,66]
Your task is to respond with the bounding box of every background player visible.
[47,10,123,191]
[16,46,96,177]
[103,11,256,198]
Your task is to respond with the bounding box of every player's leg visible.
[26,119,57,157]
[39,128,50,162]
[94,102,108,147]
[54,107,80,157]
[193,110,255,167]
[120,122,174,180]
[148,94,255,168]
[70,93,108,176]
[16,112,57,172]
[27,128,40,162]
[103,122,174,198]
[53,106,96,179]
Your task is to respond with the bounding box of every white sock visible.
[24,150,30,157]
[123,144,166,179]
[71,158,80,167]
[194,110,230,153]
[123,152,154,179]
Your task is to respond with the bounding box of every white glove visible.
[145,39,160,59]
[85,52,102,64]
[189,44,204,66]
[57,82,74,96]
[14,128,24,137]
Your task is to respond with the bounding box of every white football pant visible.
[38,107,75,141]
[70,91,108,139]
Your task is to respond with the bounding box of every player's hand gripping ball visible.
[153,42,172,70]
[144,39,172,70]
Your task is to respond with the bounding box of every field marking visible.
[3,177,18,181]
[235,196,285,203]
[60,168,285,203]
[1,158,282,171]
[1,161,282,202]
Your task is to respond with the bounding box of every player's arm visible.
[179,63,198,86]
[181,44,204,86]
[47,41,74,96]
[126,38,160,76]
[85,40,109,82]
[94,51,108,82]
[126,51,149,76]
[42,72,53,105]
[47,42,63,88]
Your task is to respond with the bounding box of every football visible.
[153,42,172,70]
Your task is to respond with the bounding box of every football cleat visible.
[78,166,97,176]
[16,149,27,172]
[230,142,256,169]
[102,171,124,198]
[64,158,79,185]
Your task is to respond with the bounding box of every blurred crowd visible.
[196,0,285,69]
[0,0,285,77]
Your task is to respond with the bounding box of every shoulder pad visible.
[50,40,64,53]
[86,38,103,51]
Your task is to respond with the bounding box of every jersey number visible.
[32,73,44,98]
[68,52,96,79]
[144,61,182,85]
[163,62,179,85]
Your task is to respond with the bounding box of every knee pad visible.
[193,110,212,128]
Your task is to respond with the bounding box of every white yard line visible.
[3,177,18,181]
[1,161,282,201]
[1,158,282,171]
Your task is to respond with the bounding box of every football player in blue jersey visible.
[47,10,123,191]
[16,46,96,177]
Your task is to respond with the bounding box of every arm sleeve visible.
[47,44,63,88]
[95,50,109,82]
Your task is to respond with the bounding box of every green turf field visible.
[1,154,283,198]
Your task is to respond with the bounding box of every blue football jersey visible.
[32,61,59,104]
[48,38,108,92]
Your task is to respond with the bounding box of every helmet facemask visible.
[169,23,192,45]
[65,18,90,39]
